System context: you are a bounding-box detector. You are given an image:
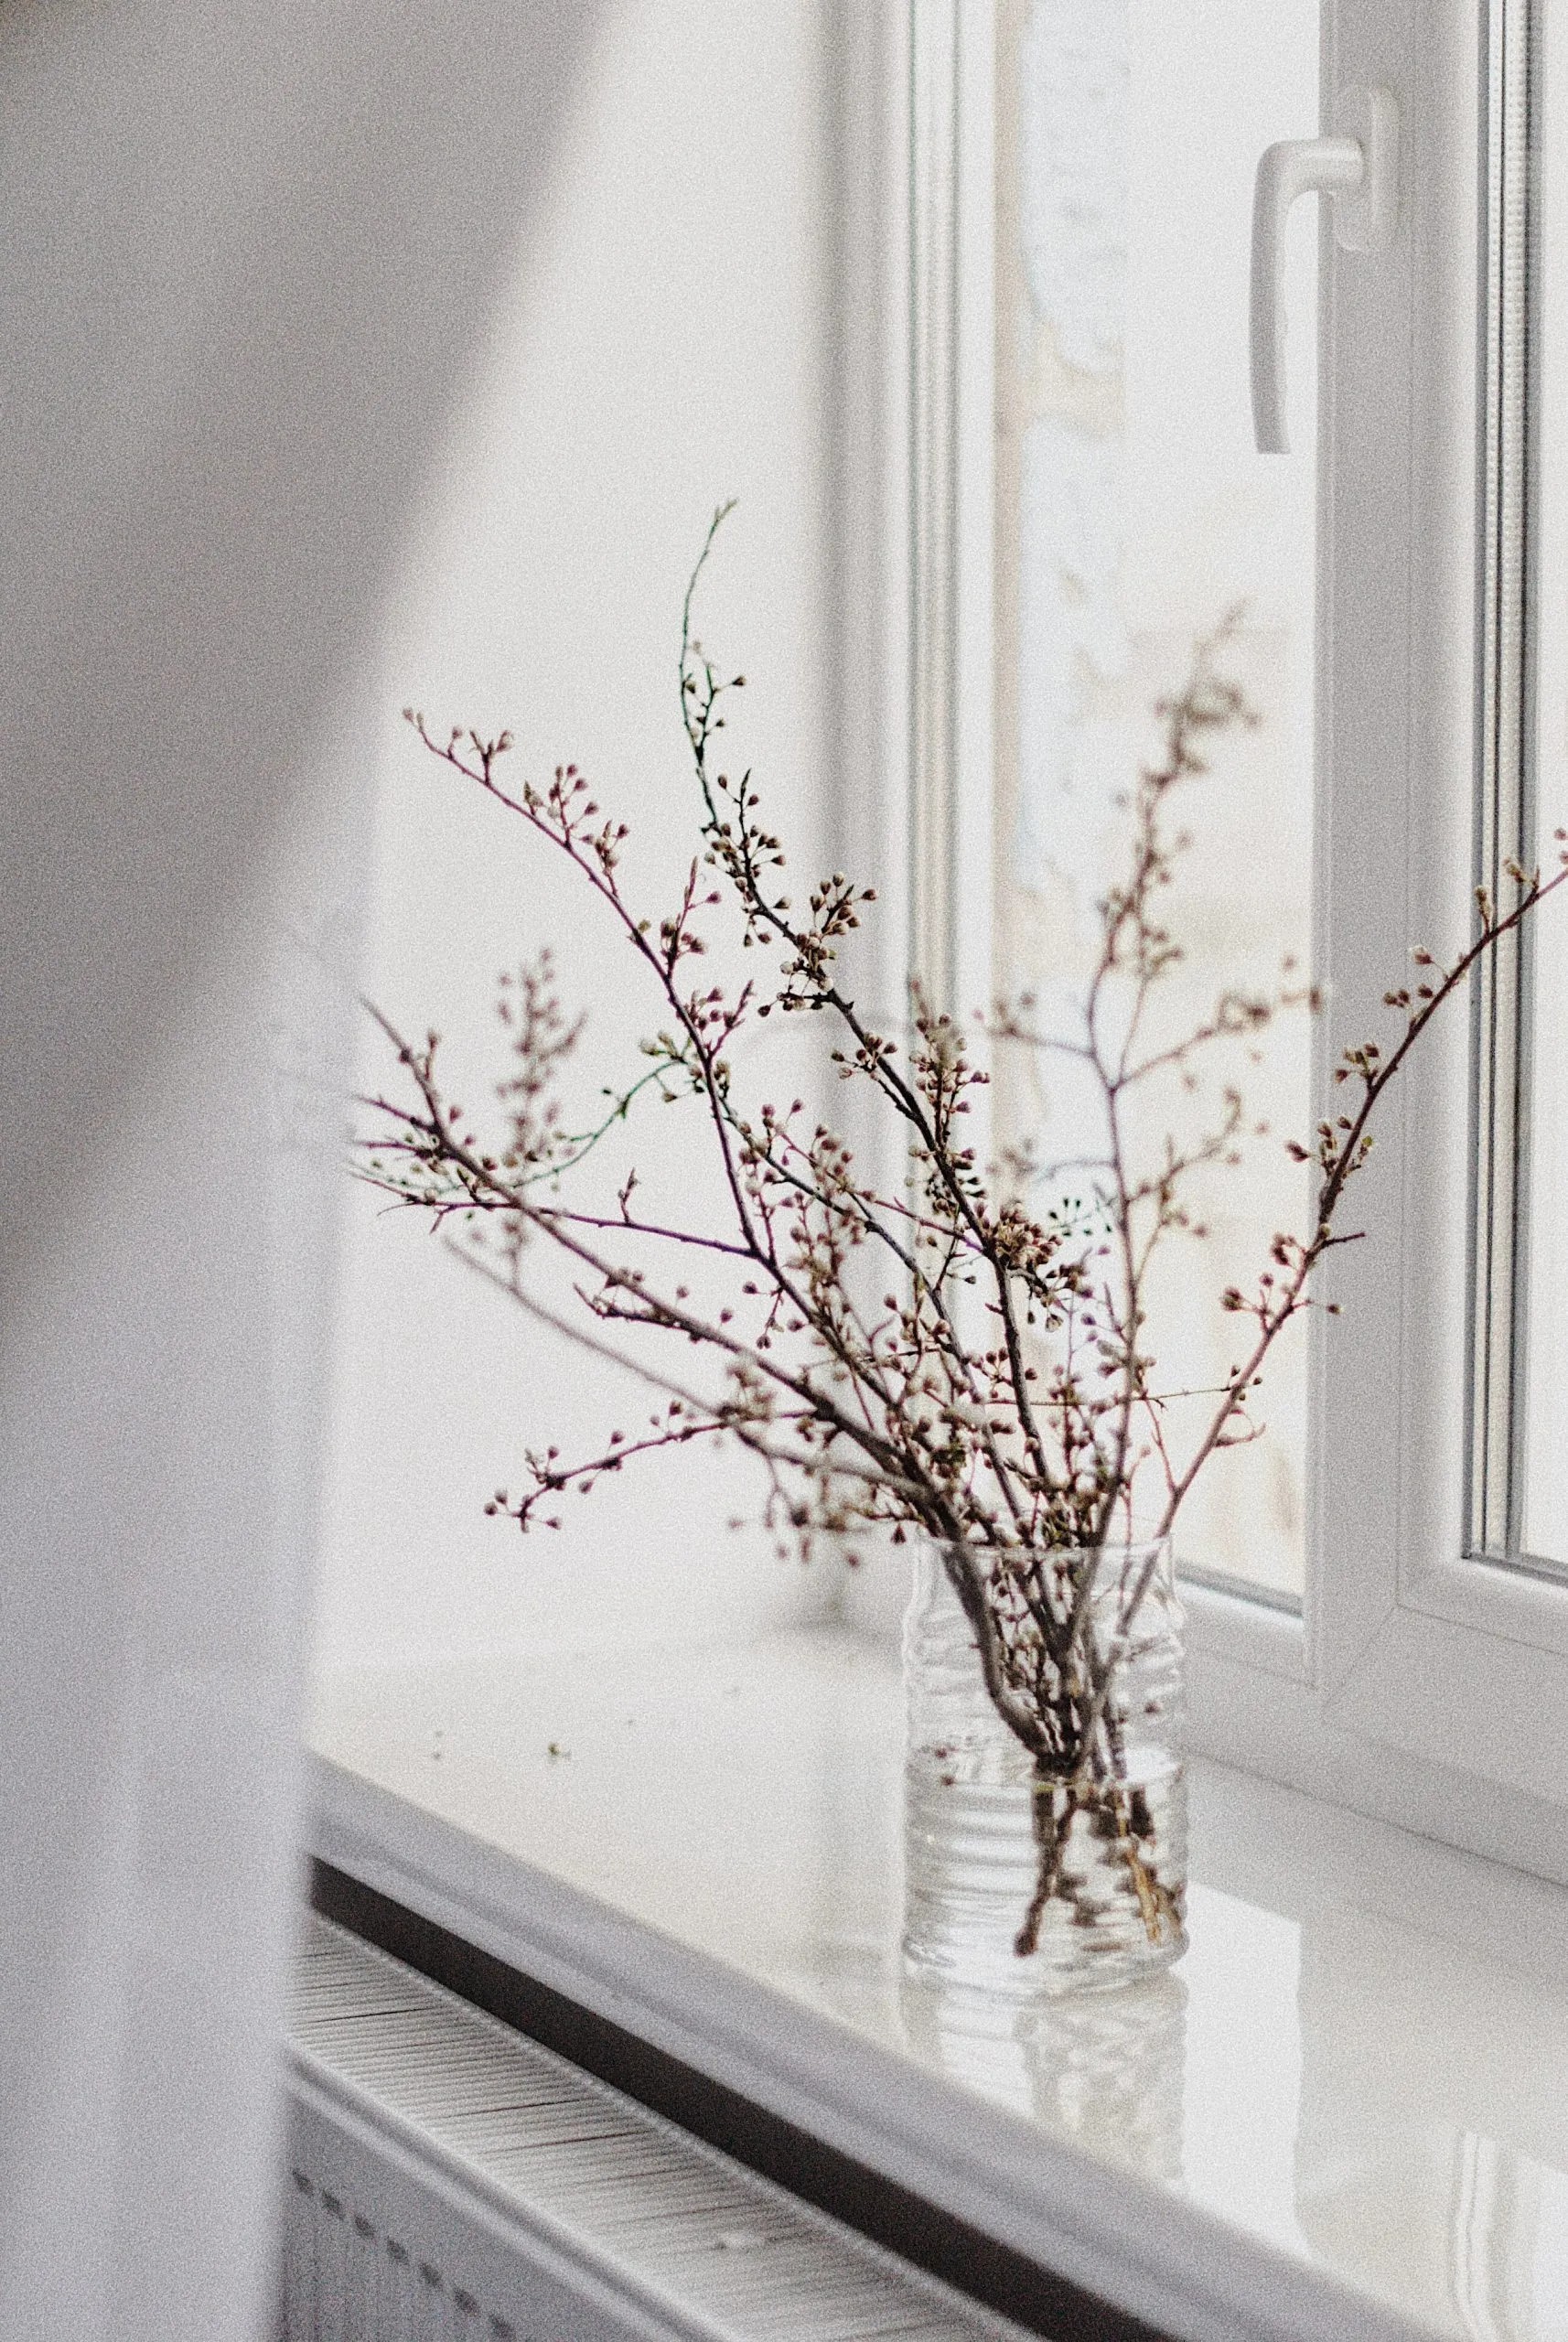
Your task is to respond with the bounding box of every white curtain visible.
[0,6,603,2335]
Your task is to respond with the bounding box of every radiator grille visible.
[282,2160,524,2340]
[281,1916,1034,2342]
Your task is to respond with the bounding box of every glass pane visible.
[1521,2,1568,1563]
[993,0,1320,1601]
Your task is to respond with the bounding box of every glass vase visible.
[902,1538,1187,1997]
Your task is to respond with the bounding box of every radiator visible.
[280,1916,1035,2342]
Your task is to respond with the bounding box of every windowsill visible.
[307,1622,1568,2342]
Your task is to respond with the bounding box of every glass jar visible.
[902,1538,1187,1997]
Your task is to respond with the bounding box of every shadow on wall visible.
[0,7,606,2340]
[1,0,606,1220]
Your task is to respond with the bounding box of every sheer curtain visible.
[0,6,599,2335]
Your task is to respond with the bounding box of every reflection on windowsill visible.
[898,1968,1189,2189]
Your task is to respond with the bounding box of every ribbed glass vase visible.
[902,1539,1187,1997]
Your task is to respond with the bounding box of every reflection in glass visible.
[994,1,1319,1599]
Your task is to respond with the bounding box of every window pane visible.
[993,0,1320,1601]
[1521,2,1568,1563]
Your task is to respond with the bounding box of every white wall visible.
[312,5,905,1672]
[0,6,614,2336]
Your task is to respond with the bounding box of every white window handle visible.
[1251,87,1399,454]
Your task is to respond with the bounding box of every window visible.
[990,0,1320,1608]
[961,0,1568,1846]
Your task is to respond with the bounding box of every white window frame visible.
[937,0,1568,1868]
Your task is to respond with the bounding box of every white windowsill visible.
[307,1622,1568,2342]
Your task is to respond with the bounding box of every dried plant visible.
[360,508,1568,1956]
